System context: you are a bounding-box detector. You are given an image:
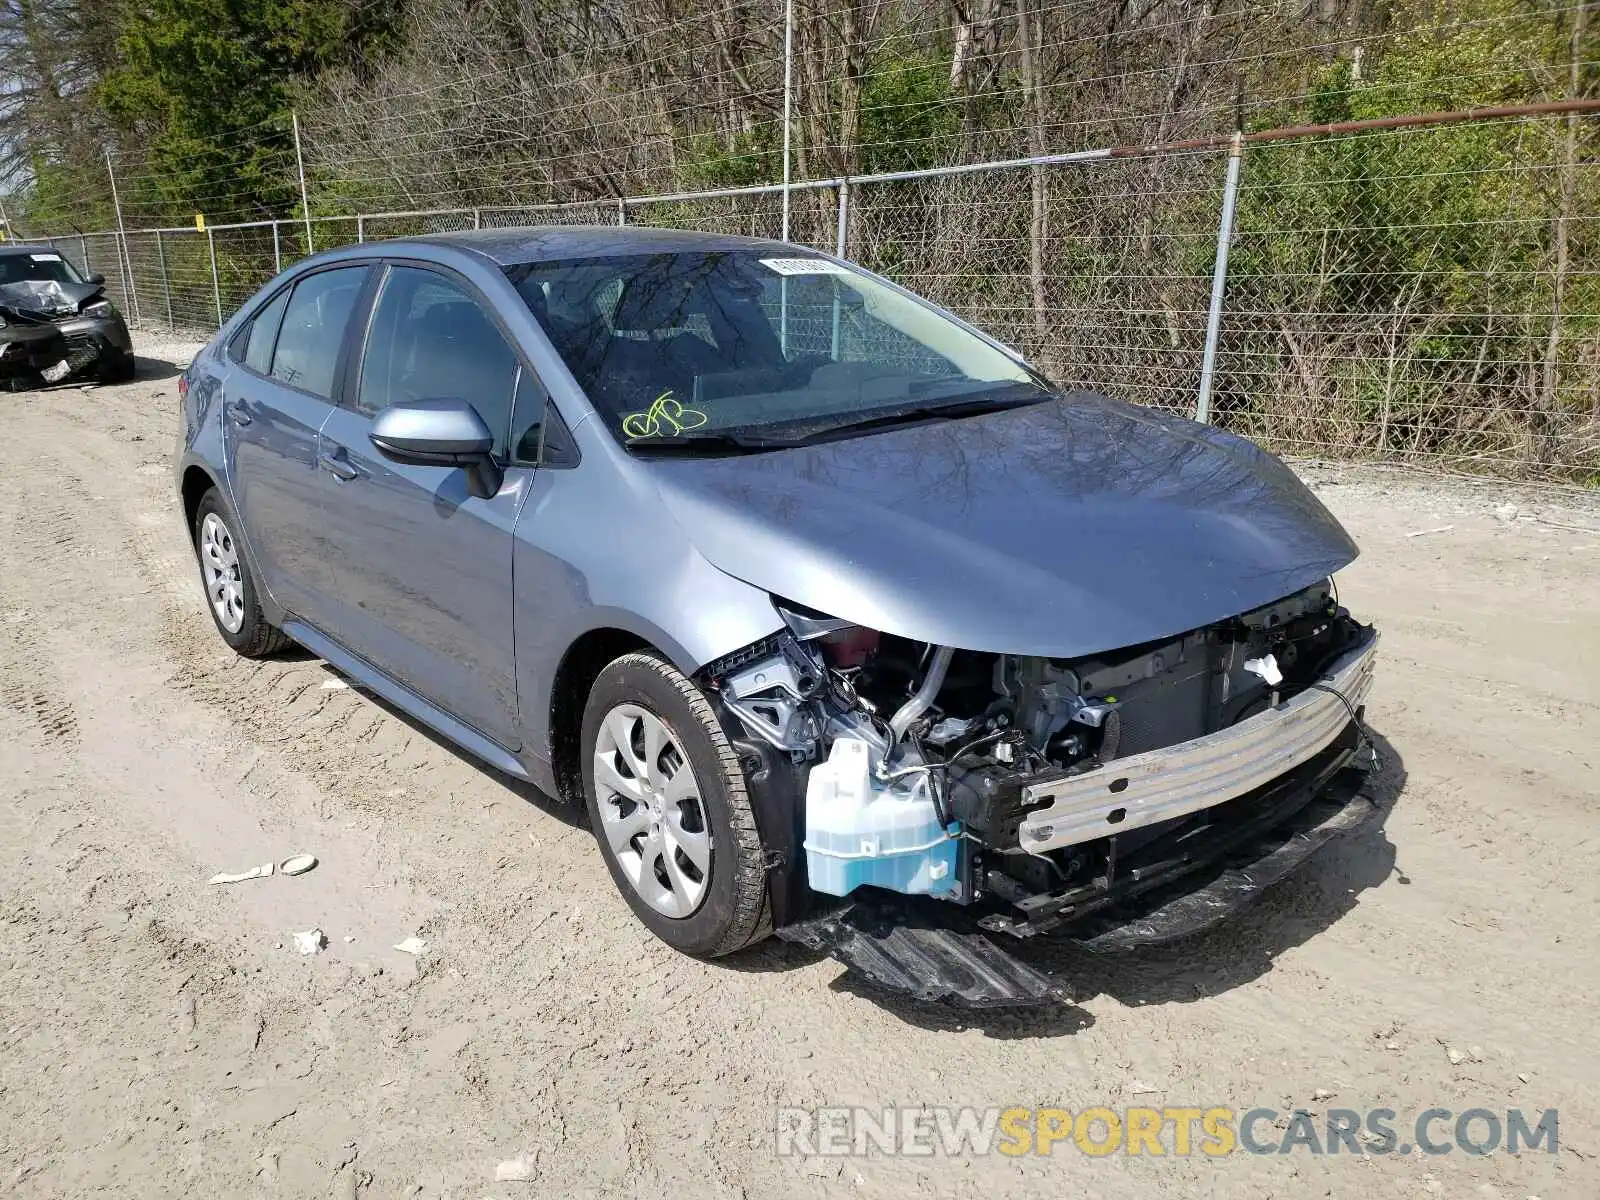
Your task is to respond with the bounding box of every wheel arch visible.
[542,620,811,933]
[180,463,220,545]
[547,627,655,804]
[178,457,287,630]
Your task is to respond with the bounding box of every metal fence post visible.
[1195,131,1243,425]
[272,221,282,274]
[293,111,314,253]
[156,230,173,330]
[780,0,793,242]
[617,198,627,227]
[472,207,482,230]
[834,179,850,258]
[356,215,365,243]
[207,227,223,328]
[79,234,89,277]
[104,150,142,325]
[830,180,852,358]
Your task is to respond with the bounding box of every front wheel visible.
[581,652,770,957]
[99,351,136,383]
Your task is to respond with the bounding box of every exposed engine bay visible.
[704,579,1377,939]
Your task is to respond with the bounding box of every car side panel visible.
[178,345,229,490]
[314,405,528,750]
[222,366,339,619]
[181,240,786,787]
[510,418,786,772]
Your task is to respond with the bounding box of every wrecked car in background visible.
[177,227,1378,1007]
[0,244,135,388]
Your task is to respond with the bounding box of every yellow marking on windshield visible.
[622,392,708,439]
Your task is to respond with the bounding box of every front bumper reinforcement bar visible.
[1016,628,1378,855]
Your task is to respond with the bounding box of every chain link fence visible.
[1219,116,1596,476]
[36,105,1598,482]
[848,151,1228,419]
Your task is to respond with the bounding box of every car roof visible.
[396,225,805,267]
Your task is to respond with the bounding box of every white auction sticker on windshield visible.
[760,257,849,276]
[29,253,61,262]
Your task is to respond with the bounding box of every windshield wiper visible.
[623,431,802,456]
[795,391,1049,443]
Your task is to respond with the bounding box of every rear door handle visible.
[227,399,252,426]
[319,446,359,481]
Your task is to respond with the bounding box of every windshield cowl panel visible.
[505,250,1050,445]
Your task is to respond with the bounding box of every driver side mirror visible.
[86,272,106,286]
[369,397,504,499]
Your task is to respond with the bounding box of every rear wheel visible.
[192,488,289,658]
[581,652,770,956]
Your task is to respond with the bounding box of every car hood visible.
[0,278,102,321]
[645,393,1359,658]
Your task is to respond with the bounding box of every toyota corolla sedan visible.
[177,228,1378,1006]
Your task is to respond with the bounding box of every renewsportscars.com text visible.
[774,1105,1559,1158]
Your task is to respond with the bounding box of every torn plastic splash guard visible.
[777,755,1378,1008]
[777,898,1069,1009]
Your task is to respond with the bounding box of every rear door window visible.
[269,267,368,399]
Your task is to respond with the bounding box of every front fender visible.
[513,538,786,765]
[511,430,787,770]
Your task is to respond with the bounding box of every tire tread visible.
[594,652,771,956]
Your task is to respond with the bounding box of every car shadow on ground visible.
[29,354,186,391]
[312,661,588,832]
[801,729,1407,1037]
[301,652,1405,1034]
[128,355,187,382]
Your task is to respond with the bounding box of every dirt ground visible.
[1,338,1597,1200]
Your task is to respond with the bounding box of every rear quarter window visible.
[269,267,368,399]
[230,288,291,375]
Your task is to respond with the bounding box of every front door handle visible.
[319,447,359,481]
[227,399,252,426]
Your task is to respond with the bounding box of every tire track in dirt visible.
[2,367,839,1198]
[0,479,84,751]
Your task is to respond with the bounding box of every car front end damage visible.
[0,281,134,389]
[701,579,1379,1006]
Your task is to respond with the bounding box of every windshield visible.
[0,250,84,287]
[505,250,1049,444]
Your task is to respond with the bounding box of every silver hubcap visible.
[593,704,712,919]
[199,512,246,634]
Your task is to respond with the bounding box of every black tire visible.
[581,652,770,957]
[100,352,136,384]
[192,488,290,658]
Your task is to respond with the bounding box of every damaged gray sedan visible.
[0,244,135,387]
[177,228,1378,1005]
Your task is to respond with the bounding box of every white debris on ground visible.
[495,1157,536,1182]
[291,929,327,955]
[208,862,273,885]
